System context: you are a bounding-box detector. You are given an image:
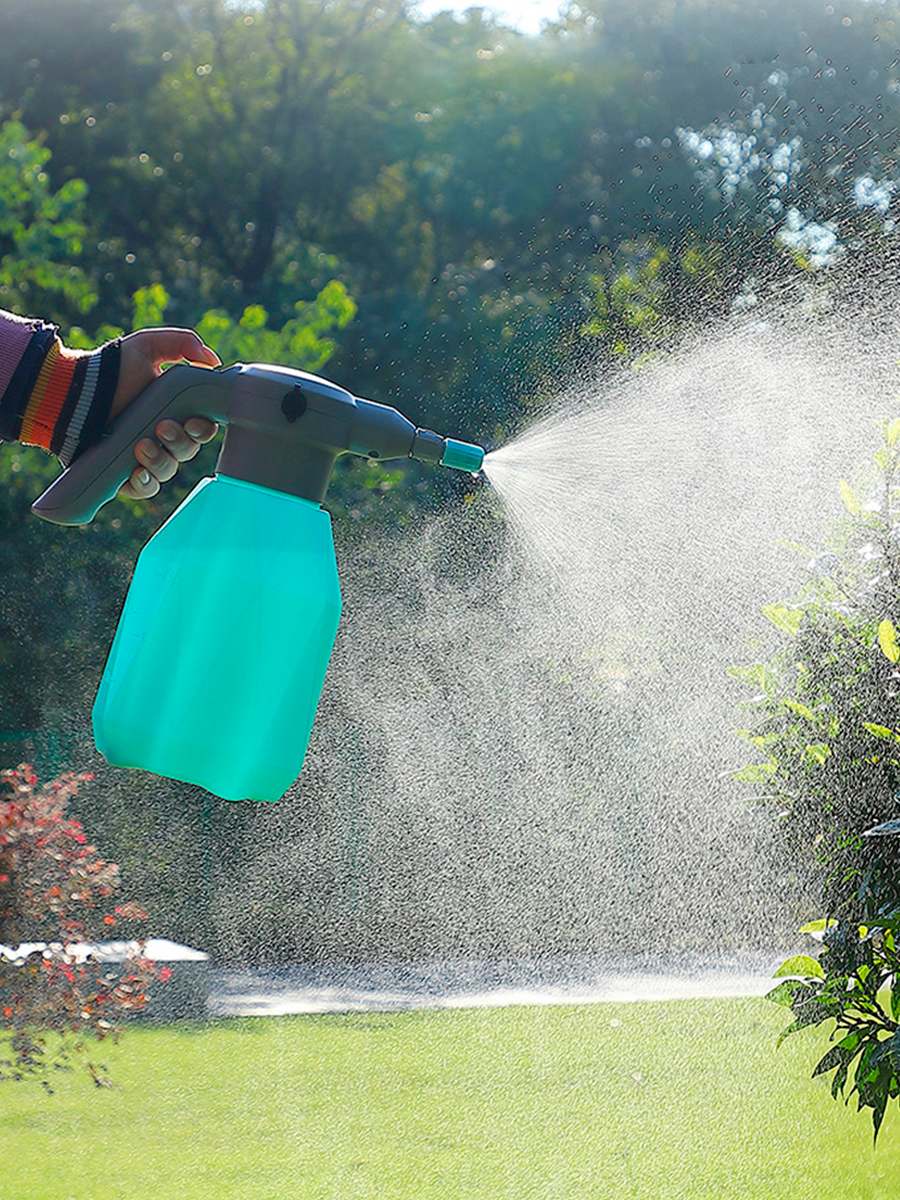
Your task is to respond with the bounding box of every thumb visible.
[134,327,222,372]
[109,328,222,423]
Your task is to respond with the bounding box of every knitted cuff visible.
[14,337,122,466]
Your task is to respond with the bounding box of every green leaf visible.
[862,722,900,742]
[774,954,825,980]
[775,1019,804,1044]
[805,743,831,765]
[886,418,900,448]
[878,620,900,664]
[813,1042,858,1078]
[832,1058,851,1099]
[732,762,777,783]
[766,981,798,1007]
[783,699,816,721]
[839,478,860,516]
[873,1092,889,1142]
[767,979,809,1006]
[889,1030,900,1071]
[799,918,836,935]
[762,604,803,636]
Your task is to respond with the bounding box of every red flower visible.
[158,967,173,982]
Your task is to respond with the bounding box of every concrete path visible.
[208,950,792,1017]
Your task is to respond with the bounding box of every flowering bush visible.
[0,765,162,1091]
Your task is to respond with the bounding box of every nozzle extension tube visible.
[31,361,487,524]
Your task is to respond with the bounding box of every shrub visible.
[0,765,162,1090]
[733,420,900,1139]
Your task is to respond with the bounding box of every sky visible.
[414,0,566,35]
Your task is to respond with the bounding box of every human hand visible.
[110,328,222,500]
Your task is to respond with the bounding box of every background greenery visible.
[3,0,900,960]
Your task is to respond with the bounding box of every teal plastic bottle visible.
[92,475,342,802]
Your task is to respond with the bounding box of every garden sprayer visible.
[31,362,485,802]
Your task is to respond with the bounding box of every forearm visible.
[0,309,120,465]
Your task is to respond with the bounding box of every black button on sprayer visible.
[281,384,307,423]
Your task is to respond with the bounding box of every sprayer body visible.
[92,474,342,802]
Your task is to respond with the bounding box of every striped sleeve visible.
[0,309,121,465]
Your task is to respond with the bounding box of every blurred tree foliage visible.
[1,0,900,958]
[0,120,96,320]
[2,0,898,423]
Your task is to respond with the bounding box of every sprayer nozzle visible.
[441,438,485,474]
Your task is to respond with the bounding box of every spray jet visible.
[32,362,486,802]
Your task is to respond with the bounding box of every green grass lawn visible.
[2,995,898,1199]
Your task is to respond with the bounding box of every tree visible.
[89,0,414,311]
[0,765,160,1090]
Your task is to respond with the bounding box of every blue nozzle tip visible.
[441,438,485,474]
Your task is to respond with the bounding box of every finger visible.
[134,436,178,483]
[156,419,208,464]
[183,417,219,444]
[143,329,222,371]
[119,466,161,501]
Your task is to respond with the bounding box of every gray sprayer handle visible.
[31,364,240,525]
